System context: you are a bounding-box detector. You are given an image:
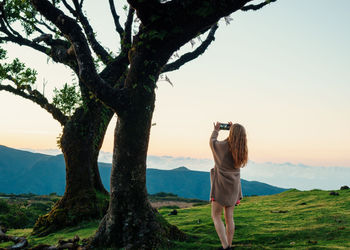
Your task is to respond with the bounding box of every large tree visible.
[0,0,221,236]
[0,0,134,235]
[19,0,275,247]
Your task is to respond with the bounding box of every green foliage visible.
[0,199,10,214]
[148,29,167,40]
[0,198,52,229]
[195,2,214,17]
[148,74,156,82]
[139,29,167,42]
[0,47,7,60]
[3,0,39,37]
[0,57,37,87]
[3,0,59,37]
[143,84,152,93]
[52,83,82,116]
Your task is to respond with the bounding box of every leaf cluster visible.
[0,49,37,87]
[52,82,82,116]
[4,0,38,36]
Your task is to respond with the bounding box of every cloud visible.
[242,162,350,191]
[25,149,350,191]
[22,148,61,155]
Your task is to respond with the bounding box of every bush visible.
[0,199,54,229]
[150,192,178,197]
[159,205,180,209]
[0,199,10,214]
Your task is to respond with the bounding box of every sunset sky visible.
[0,0,349,168]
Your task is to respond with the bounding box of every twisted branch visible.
[162,24,218,73]
[121,6,134,53]
[30,0,129,114]
[0,82,68,125]
[241,0,278,11]
[109,0,124,39]
[71,0,112,64]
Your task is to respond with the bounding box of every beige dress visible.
[209,130,243,207]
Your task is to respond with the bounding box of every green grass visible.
[1,189,349,249]
[0,221,99,248]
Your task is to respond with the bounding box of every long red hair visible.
[228,123,248,168]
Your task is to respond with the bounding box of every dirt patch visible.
[151,201,197,209]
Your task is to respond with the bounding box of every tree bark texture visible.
[91,51,185,249]
[32,101,113,236]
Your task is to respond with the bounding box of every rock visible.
[58,243,74,249]
[335,218,342,223]
[270,210,288,213]
[0,225,7,234]
[168,209,178,215]
[340,185,349,190]
[10,237,28,249]
[73,235,80,243]
[329,191,339,196]
[29,244,55,250]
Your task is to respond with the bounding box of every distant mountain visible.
[0,145,288,199]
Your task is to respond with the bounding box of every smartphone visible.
[219,123,230,130]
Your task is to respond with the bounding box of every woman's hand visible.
[213,122,221,131]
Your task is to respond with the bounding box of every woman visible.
[210,122,248,250]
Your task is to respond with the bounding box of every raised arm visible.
[209,122,221,149]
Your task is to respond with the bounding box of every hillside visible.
[1,189,349,249]
[0,145,287,199]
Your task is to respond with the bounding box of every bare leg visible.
[211,201,229,248]
[224,205,235,247]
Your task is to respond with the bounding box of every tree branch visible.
[0,33,49,55]
[99,54,129,88]
[121,6,134,52]
[241,0,277,11]
[30,0,129,114]
[35,16,58,33]
[71,0,112,64]
[1,15,22,38]
[0,83,68,125]
[0,3,77,71]
[18,16,44,34]
[162,24,218,73]
[127,0,162,25]
[109,0,124,39]
[61,0,76,16]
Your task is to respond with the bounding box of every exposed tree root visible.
[0,226,28,250]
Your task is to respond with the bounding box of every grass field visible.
[1,189,349,249]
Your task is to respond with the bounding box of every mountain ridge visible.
[0,145,288,199]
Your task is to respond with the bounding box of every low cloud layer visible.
[26,149,350,191]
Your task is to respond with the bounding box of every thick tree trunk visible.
[91,51,186,249]
[92,104,184,249]
[32,102,113,236]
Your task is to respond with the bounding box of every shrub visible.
[0,199,10,214]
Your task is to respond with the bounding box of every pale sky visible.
[0,0,349,167]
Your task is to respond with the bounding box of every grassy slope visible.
[1,189,349,249]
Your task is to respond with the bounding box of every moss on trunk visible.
[32,103,113,236]
[32,190,108,237]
